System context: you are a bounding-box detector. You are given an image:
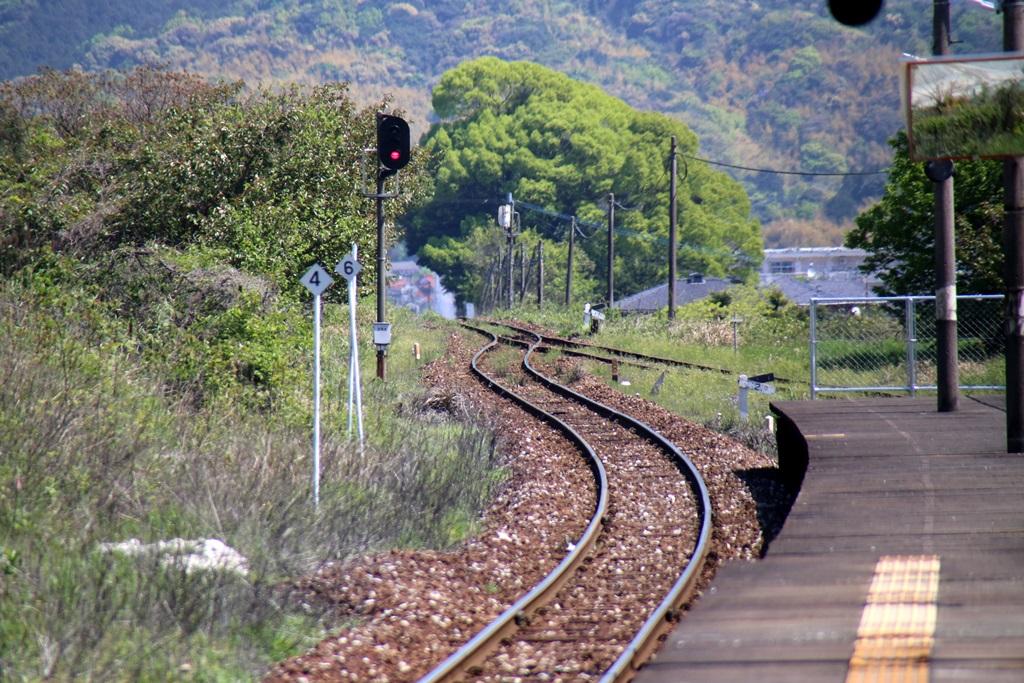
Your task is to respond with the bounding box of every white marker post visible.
[335,248,364,446]
[300,263,334,508]
[737,372,775,422]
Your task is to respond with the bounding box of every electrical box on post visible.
[373,322,392,349]
[498,204,512,229]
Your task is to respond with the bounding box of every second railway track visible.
[481,317,800,386]
[421,321,713,682]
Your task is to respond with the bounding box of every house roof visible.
[764,274,875,304]
[613,273,878,313]
[763,246,868,258]
[614,277,733,312]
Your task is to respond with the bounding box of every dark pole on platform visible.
[933,0,959,412]
[607,192,615,309]
[669,136,678,321]
[1005,0,1024,452]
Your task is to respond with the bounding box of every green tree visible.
[407,57,761,307]
[845,133,1003,296]
[0,67,431,295]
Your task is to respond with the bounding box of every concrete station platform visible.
[636,396,1024,683]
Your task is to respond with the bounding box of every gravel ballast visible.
[266,329,792,682]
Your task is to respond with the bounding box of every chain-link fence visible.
[810,295,1005,398]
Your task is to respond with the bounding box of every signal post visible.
[371,113,410,380]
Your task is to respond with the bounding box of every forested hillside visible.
[0,0,1005,244]
[409,58,761,306]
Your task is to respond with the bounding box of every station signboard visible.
[903,53,1024,161]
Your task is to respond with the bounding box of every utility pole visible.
[607,192,615,309]
[509,193,517,310]
[1004,0,1024,451]
[492,255,499,310]
[496,246,504,307]
[565,216,576,306]
[506,236,514,310]
[519,243,527,303]
[668,136,679,321]
[498,194,518,310]
[536,242,544,307]
[933,0,959,412]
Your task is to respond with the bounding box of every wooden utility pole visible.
[485,257,497,311]
[537,242,544,307]
[933,0,959,412]
[519,243,527,303]
[1004,0,1024,451]
[565,216,576,306]
[669,136,679,321]
[506,236,514,310]
[499,247,507,308]
[607,192,615,309]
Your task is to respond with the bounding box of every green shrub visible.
[0,278,500,680]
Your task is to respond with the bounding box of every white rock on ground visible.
[99,538,249,576]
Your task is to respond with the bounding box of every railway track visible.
[419,321,713,682]
[480,317,800,386]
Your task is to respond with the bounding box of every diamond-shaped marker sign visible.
[335,253,363,282]
[300,263,334,296]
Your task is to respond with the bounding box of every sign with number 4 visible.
[300,263,334,296]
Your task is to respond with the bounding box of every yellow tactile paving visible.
[846,555,941,683]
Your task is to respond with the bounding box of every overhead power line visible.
[681,152,889,177]
[514,198,604,234]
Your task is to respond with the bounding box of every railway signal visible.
[827,0,883,26]
[376,113,410,171]
[370,113,410,379]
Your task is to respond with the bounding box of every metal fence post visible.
[809,294,1004,397]
[906,297,918,396]
[810,299,818,399]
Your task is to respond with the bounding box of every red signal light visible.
[376,114,410,171]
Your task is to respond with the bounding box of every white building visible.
[759,247,882,304]
[760,247,869,283]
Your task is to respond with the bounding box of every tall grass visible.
[502,288,812,453]
[0,280,499,681]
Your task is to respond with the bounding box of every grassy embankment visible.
[492,284,1004,450]
[0,251,500,681]
[493,286,810,454]
[913,80,1024,160]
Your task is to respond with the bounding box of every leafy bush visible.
[0,275,500,680]
[0,67,431,298]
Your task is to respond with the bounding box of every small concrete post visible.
[738,374,749,421]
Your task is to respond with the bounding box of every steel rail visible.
[508,323,714,682]
[418,326,610,682]
[482,317,801,386]
[448,320,714,682]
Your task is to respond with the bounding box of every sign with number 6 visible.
[335,253,362,281]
